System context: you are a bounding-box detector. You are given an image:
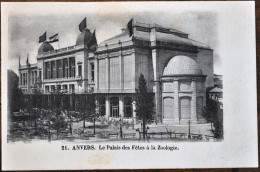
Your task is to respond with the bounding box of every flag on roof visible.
[79,17,87,32]
[127,18,133,37]
[87,30,97,48]
[49,33,59,43]
[39,32,46,43]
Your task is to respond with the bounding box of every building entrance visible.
[111,107,119,118]
[110,97,119,118]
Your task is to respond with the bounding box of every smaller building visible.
[209,87,223,109]
[161,56,207,124]
[18,57,38,94]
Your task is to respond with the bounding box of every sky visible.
[7,3,221,75]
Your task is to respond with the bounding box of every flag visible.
[79,17,87,32]
[39,32,46,43]
[127,18,133,37]
[49,33,59,43]
[87,30,97,48]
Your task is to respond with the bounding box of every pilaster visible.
[152,48,162,123]
[94,56,99,92]
[119,95,124,117]
[119,45,124,92]
[105,94,110,117]
[191,79,197,124]
[106,55,110,92]
[173,79,180,124]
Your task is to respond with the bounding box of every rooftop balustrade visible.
[43,76,82,83]
[37,44,85,58]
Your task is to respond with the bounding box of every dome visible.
[163,56,202,75]
[38,42,54,54]
[76,28,93,45]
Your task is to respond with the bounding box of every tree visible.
[7,70,24,116]
[135,73,154,140]
[85,93,98,134]
[202,99,223,139]
[42,91,68,140]
[31,88,43,135]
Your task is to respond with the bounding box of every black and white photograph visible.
[1,2,258,170]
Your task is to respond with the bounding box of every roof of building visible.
[38,42,54,54]
[163,56,203,76]
[209,87,223,93]
[76,28,93,45]
[97,21,211,51]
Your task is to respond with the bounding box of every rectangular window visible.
[64,59,68,78]
[23,73,25,85]
[62,85,68,91]
[52,61,56,79]
[47,62,51,79]
[57,85,61,90]
[39,71,42,81]
[45,85,49,92]
[51,85,55,92]
[69,84,75,93]
[57,60,63,78]
[71,58,75,77]
[91,63,95,82]
[25,73,27,85]
[78,65,82,77]
[34,71,37,84]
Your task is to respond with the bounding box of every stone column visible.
[173,79,180,124]
[119,95,124,117]
[191,79,197,124]
[94,56,99,92]
[105,95,110,118]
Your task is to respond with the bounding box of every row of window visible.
[20,73,28,86]
[43,58,95,82]
[20,71,38,86]
[44,58,77,79]
[44,84,75,92]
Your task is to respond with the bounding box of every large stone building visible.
[19,19,214,125]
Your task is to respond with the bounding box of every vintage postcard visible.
[1,1,258,170]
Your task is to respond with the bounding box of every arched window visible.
[110,97,119,118]
[180,97,191,119]
[163,97,174,119]
[124,97,132,118]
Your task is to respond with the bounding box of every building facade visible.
[19,20,214,125]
